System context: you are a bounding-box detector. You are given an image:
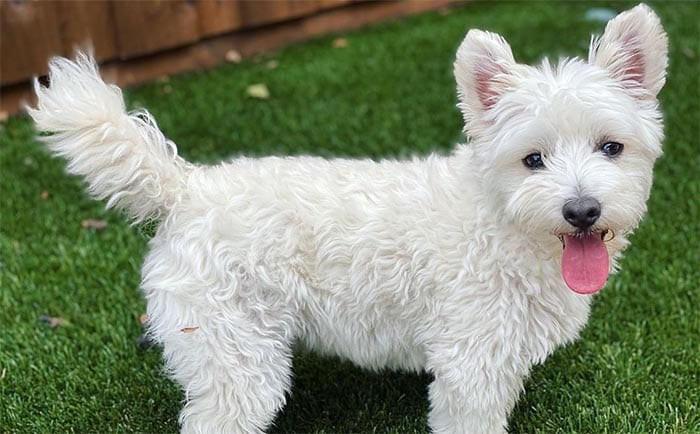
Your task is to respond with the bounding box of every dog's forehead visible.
[519,59,628,107]
[495,59,643,138]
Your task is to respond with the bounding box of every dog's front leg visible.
[426,341,528,434]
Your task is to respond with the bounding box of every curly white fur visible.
[29,4,667,434]
[28,51,193,223]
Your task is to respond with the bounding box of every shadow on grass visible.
[272,349,432,433]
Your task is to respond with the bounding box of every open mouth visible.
[557,229,613,248]
[557,230,613,295]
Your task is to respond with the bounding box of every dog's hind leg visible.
[142,242,295,434]
[149,290,295,434]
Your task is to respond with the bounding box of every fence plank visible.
[286,0,322,18]
[112,0,200,59]
[55,1,118,61]
[197,0,244,37]
[238,0,320,28]
[0,1,62,85]
[316,0,352,10]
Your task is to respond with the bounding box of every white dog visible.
[30,4,667,433]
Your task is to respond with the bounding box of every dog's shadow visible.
[271,348,432,433]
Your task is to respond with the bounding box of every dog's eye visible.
[523,152,545,170]
[599,141,624,157]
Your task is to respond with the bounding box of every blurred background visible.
[1,0,458,116]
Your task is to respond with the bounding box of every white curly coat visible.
[29,4,667,433]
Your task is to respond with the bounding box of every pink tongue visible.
[561,233,609,294]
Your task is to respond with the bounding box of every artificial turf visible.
[1,1,698,433]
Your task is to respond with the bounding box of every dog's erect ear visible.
[588,3,668,98]
[454,29,516,133]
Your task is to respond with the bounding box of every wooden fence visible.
[1,0,458,115]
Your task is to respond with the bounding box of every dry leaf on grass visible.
[246,83,270,99]
[82,219,108,230]
[266,60,279,70]
[40,191,49,200]
[39,315,66,329]
[136,313,154,348]
[225,49,242,63]
[332,38,348,48]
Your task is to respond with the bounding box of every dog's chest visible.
[428,238,593,367]
[487,261,593,364]
[522,287,592,364]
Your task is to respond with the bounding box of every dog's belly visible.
[297,301,427,372]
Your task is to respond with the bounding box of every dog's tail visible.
[28,52,192,223]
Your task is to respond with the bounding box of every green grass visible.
[1,1,698,433]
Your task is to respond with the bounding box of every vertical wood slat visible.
[0,1,62,85]
[197,0,244,37]
[55,1,118,61]
[316,0,353,10]
[111,0,200,59]
[285,0,322,19]
[0,0,118,85]
[238,0,321,28]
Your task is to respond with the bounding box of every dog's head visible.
[454,4,668,294]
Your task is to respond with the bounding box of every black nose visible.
[562,197,601,229]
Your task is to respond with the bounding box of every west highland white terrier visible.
[30,3,667,433]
